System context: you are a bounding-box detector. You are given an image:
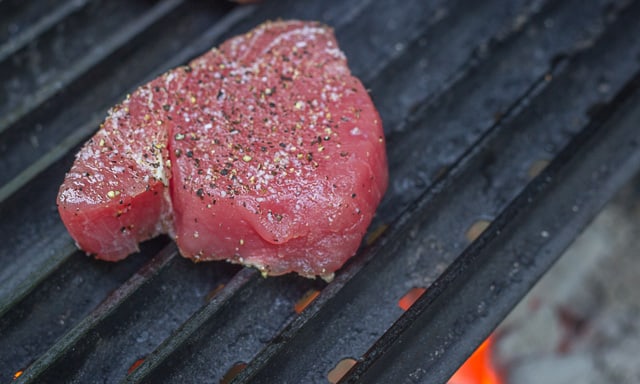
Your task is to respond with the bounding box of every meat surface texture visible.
[58,20,388,279]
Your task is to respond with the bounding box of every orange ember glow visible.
[366,224,389,246]
[398,287,427,311]
[448,335,503,384]
[294,289,320,314]
[327,358,357,383]
[396,288,502,384]
[13,370,23,380]
[206,283,226,301]
[220,362,248,384]
[127,358,145,374]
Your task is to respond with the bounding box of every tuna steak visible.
[58,20,388,279]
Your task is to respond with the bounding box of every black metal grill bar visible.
[125,270,328,383]
[13,244,178,383]
[0,0,89,62]
[343,69,640,384]
[0,241,74,318]
[374,0,618,223]
[17,250,249,383]
[355,0,545,130]
[0,0,183,135]
[123,266,259,379]
[0,240,166,382]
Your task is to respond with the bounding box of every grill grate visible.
[1,0,640,383]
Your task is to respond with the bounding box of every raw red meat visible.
[58,20,387,279]
[57,90,174,261]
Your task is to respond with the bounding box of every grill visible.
[2,0,640,382]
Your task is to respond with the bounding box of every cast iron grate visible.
[1,0,640,383]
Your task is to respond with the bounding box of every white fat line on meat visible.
[234,22,268,61]
[132,148,169,187]
[145,84,155,111]
[257,26,327,57]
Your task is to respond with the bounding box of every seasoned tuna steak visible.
[58,20,388,279]
[57,91,174,261]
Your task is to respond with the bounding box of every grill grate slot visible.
[1,0,640,383]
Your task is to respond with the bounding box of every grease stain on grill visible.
[220,361,247,384]
[466,219,492,242]
[327,358,357,383]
